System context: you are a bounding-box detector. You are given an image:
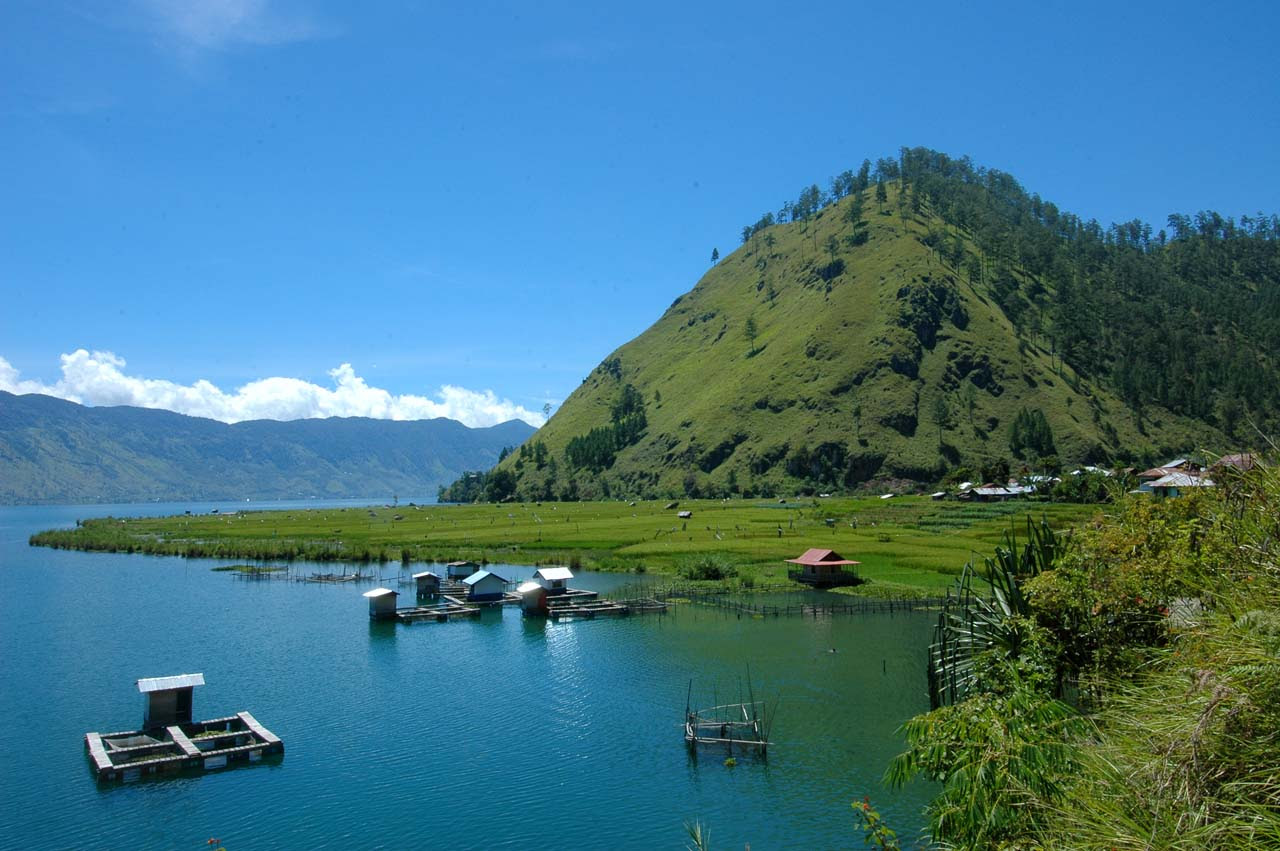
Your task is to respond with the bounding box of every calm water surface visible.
[0,501,935,850]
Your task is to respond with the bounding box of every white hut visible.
[138,673,204,728]
[533,566,573,595]
[363,587,399,620]
[446,561,479,579]
[517,580,548,615]
[463,570,507,601]
[413,571,441,597]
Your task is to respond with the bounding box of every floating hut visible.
[533,566,573,595]
[413,571,441,598]
[462,569,508,601]
[517,580,548,615]
[446,560,479,579]
[140,673,202,727]
[785,548,862,587]
[363,587,399,620]
[84,674,283,782]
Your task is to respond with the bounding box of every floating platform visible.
[548,599,628,620]
[550,588,599,603]
[395,600,481,622]
[546,597,667,620]
[303,572,371,584]
[86,712,283,782]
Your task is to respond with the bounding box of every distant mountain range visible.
[0,391,535,504]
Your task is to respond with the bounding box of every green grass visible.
[32,496,1096,592]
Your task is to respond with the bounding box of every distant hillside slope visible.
[451,148,1276,501]
[0,391,535,504]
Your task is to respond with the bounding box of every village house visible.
[1149,471,1214,499]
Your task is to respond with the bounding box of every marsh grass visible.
[30,497,1093,591]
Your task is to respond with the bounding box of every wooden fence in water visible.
[606,582,947,618]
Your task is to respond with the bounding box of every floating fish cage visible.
[85,674,283,782]
[684,701,770,754]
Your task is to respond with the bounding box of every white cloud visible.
[136,0,331,51]
[0,350,546,429]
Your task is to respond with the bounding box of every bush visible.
[676,554,739,581]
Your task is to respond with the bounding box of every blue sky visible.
[3,0,1278,426]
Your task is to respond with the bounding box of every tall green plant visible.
[888,671,1086,849]
[929,516,1062,707]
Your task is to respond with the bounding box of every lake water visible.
[0,501,936,850]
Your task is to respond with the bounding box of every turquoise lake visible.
[0,501,936,850]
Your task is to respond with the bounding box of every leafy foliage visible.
[675,553,738,581]
[896,464,1280,850]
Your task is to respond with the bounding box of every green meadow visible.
[33,497,1098,593]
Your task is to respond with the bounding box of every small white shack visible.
[413,571,441,597]
[363,587,399,620]
[533,566,573,595]
[138,673,205,728]
[463,570,508,602]
[517,580,548,615]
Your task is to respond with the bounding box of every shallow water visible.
[0,501,935,850]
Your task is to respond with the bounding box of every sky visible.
[2,0,1278,427]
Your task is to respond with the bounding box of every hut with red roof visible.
[785,548,862,587]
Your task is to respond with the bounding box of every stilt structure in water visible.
[684,675,773,757]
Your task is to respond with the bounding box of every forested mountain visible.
[0,391,534,504]
[445,148,1277,502]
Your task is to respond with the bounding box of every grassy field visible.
[32,497,1099,593]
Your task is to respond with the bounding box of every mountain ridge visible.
[0,391,534,504]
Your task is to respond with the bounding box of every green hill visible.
[447,148,1278,502]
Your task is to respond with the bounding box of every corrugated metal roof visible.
[362,587,397,598]
[1151,473,1213,489]
[516,581,542,594]
[137,673,205,693]
[1215,453,1259,471]
[412,571,440,580]
[534,567,573,581]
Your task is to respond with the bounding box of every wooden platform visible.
[395,600,481,622]
[85,712,283,782]
[547,599,629,620]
